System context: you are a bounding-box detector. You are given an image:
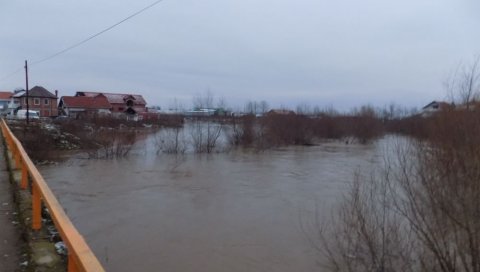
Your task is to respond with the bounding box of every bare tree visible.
[245,100,256,114]
[169,97,185,113]
[296,103,312,115]
[244,100,268,115]
[310,168,415,272]
[259,100,269,114]
[444,56,480,109]
[193,90,214,109]
[155,127,187,154]
[314,59,480,270]
[318,109,480,272]
[89,128,136,159]
[227,114,255,146]
[217,96,227,110]
[190,119,223,153]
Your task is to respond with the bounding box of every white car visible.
[14,110,40,120]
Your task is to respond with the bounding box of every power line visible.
[32,0,164,65]
[1,0,164,82]
[0,67,23,82]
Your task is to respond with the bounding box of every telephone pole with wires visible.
[24,60,29,124]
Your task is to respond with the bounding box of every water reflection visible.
[39,134,389,272]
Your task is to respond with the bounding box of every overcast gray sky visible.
[1,0,479,110]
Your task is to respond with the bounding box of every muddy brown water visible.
[38,135,391,272]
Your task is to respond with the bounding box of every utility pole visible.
[24,60,29,124]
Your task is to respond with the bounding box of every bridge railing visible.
[0,119,105,272]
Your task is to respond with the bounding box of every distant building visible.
[0,91,13,114]
[267,109,296,115]
[7,90,22,115]
[12,86,58,117]
[185,108,216,117]
[422,101,454,117]
[75,92,147,119]
[58,94,112,118]
[184,108,231,117]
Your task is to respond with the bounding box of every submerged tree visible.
[317,57,480,272]
[317,105,480,272]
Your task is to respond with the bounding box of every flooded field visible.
[39,133,389,271]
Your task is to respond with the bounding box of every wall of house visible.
[0,100,9,113]
[20,97,58,117]
[111,104,126,112]
[111,103,147,113]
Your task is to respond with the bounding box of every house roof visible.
[14,86,57,98]
[0,92,13,100]
[76,92,146,105]
[267,109,296,115]
[61,95,112,109]
[422,101,453,110]
[13,91,25,98]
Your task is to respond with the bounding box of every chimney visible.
[55,90,58,98]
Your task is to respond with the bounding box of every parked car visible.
[12,110,40,120]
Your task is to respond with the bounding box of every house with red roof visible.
[58,94,112,119]
[75,92,147,118]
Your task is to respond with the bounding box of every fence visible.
[0,119,105,272]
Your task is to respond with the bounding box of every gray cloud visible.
[1,0,479,110]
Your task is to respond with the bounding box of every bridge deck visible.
[0,142,22,271]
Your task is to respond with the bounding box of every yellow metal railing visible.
[0,119,105,272]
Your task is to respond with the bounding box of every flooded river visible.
[39,134,388,271]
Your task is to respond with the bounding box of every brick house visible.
[13,86,58,117]
[58,94,112,119]
[75,92,147,117]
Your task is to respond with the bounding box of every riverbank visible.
[7,118,162,162]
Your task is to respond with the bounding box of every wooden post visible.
[13,146,20,170]
[21,160,28,189]
[4,135,12,159]
[68,254,78,272]
[32,183,42,230]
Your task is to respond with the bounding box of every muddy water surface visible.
[39,136,387,272]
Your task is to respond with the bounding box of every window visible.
[34,98,40,105]
[23,97,27,105]
[44,99,49,105]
